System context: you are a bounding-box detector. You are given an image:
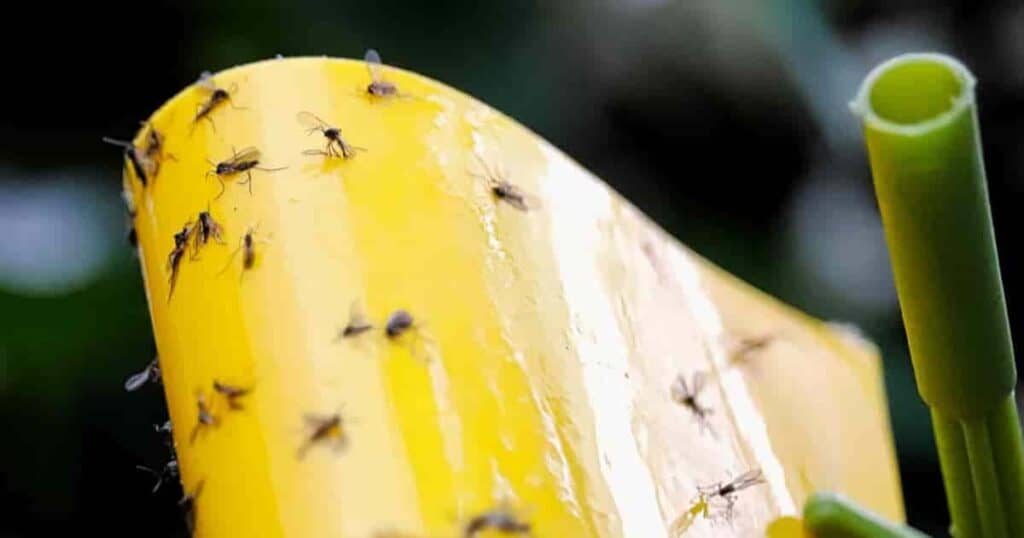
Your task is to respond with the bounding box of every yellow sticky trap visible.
[127,56,904,537]
[766,516,813,538]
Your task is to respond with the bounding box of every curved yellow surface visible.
[126,57,903,537]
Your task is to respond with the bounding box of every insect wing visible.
[502,184,540,211]
[124,369,152,391]
[348,300,370,326]
[364,48,386,82]
[196,71,218,92]
[728,469,765,492]
[303,413,336,429]
[296,111,329,131]
[671,374,690,402]
[691,371,706,396]
[228,147,262,166]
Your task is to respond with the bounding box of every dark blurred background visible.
[2,0,1022,535]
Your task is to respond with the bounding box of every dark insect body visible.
[297,413,348,459]
[464,509,532,537]
[297,111,362,159]
[671,371,713,432]
[192,71,243,132]
[385,309,415,339]
[364,49,400,98]
[206,147,285,199]
[189,393,219,445]
[470,156,538,212]
[167,222,195,301]
[213,380,251,410]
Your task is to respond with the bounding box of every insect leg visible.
[218,244,243,277]
[213,175,227,200]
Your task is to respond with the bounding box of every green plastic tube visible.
[805,492,931,538]
[852,53,1024,538]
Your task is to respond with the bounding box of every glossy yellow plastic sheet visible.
[125,57,903,537]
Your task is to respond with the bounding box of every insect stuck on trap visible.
[364,48,407,98]
[180,479,205,535]
[297,111,364,160]
[463,507,532,537]
[383,309,435,360]
[191,208,226,259]
[337,300,374,340]
[671,371,714,432]
[140,123,175,164]
[470,155,539,212]
[220,224,266,281]
[189,392,219,445]
[206,147,286,199]
[384,309,416,339]
[154,419,175,452]
[697,469,766,521]
[192,71,244,133]
[670,468,766,533]
[297,412,349,459]
[135,458,180,494]
[213,380,251,411]
[167,222,196,302]
[124,356,161,392]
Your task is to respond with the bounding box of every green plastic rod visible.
[851,53,1012,419]
[804,492,931,538]
[852,53,1024,538]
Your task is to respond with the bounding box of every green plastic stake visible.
[851,53,1024,538]
[805,492,931,538]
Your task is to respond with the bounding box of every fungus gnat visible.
[124,356,161,392]
[242,228,257,271]
[364,49,401,98]
[142,124,168,159]
[464,508,532,537]
[189,393,219,445]
[671,469,765,533]
[671,371,713,432]
[192,71,243,132]
[206,147,286,199]
[191,208,226,259]
[220,224,264,280]
[383,309,434,360]
[711,469,765,498]
[180,479,205,534]
[337,301,374,340]
[213,380,251,411]
[297,412,348,459]
[140,123,176,174]
[297,111,363,159]
[167,222,195,302]
[697,469,766,521]
[103,137,153,186]
[135,458,179,493]
[471,156,539,212]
